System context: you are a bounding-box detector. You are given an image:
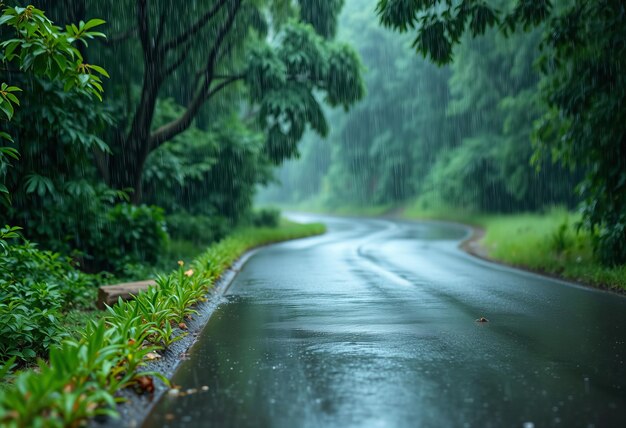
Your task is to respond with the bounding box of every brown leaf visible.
[145,352,161,361]
[135,376,155,394]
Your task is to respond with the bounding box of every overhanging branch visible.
[149,74,244,148]
[159,0,229,54]
[148,0,243,148]
[137,0,151,56]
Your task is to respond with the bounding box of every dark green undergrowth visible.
[0,226,102,365]
[0,220,324,427]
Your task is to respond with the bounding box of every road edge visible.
[91,248,260,428]
[457,222,626,296]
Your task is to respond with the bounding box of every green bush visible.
[550,219,572,255]
[90,204,168,272]
[0,282,64,363]
[166,213,230,245]
[0,230,100,365]
[250,208,281,228]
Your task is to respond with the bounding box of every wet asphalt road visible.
[143,215,626,428]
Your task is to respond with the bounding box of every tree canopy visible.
[38,0,363,203]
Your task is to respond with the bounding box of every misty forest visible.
[1,1,625,427]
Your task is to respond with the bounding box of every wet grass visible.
[477,212,626,292]
[403,202,626,292]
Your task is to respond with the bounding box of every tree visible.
[45,0,364,203]
[0,4,106,203]
[377,0,626,265]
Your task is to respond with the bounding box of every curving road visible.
[143,215,626,428]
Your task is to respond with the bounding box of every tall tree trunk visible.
[108,34,164,203]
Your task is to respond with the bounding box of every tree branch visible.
[207,74,245,98]
[163,40,193,77]
[137,0,151,56]
[99,28,138,47]
[197,0,241,94]
[154,7,167,49]
[149,0,243,148]
[160,0,229,54]
[151,74,244,148]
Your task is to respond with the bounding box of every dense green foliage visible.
[0,226,99,364]
[0,4,106,204]
[36,0,363,202]
[374,0,626,264]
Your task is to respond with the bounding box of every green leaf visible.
[0,100,14,120]
[78,73,90,86]
[0,14,14,26]
[0,132,15,143]
[82,18,106,32]
[87,64,109,78]
[5,93,20,105]
[24,174,55,196]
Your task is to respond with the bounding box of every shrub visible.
[250,208,280,228]
[550,219,571,255]
[0,282,64,363]
[0,233,99,365]
[166,213,230,245]
[90,204,169,272]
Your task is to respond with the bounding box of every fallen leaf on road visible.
[134,376,155,394]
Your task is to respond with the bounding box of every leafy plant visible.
[0,282,64,362]
[93,204,168,272]
[166,212,230,246]
[0,5,107,101]
[0,229,101,365]
[550,219,571,255]
[250,208,280,228]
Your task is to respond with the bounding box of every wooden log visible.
[97,280,156,310]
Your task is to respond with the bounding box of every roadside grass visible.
[478,212,626,292]
[402,201,626,292]
[0,219,324,427]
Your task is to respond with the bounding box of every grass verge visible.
[0,220,324,427]
[403,202,626,292]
